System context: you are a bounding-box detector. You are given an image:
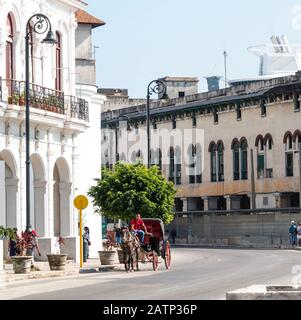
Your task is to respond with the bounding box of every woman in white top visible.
[297,223,301,247]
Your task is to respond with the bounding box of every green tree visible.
[88,162,176,224]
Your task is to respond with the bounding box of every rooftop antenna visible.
[223,49,228,88]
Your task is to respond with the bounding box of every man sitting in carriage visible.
[130,213,148,244]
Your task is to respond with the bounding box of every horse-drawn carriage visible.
[120,218,171,272]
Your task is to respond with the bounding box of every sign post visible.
[73,195,89,268]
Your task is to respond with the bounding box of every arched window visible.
[264,134,273,150]
[158,148,162,172]
[293,130,301,149]
[217,142,224,182]
[175,146,182,185]
[232,139,240,181]
[195,143,202,183]
[209,142,217,182]
[256,135,265,179]
[119,152,126,162]
[55,32,62,91]
[131,151,137,163]
[150,148,162,171]
[284,132,294,177]
[169,147,175,182]
[150,149,156,166]
[240,139,248,180]
[264,134,273,178]
[6,14,14,84]
[188,144,195,184]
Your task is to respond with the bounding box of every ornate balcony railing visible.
[66,95,89,122]
[0,78,89,122]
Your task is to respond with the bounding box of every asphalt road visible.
[1,248,301,300]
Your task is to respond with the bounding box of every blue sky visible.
[86,0,301,98]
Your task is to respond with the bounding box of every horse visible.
[120,227,140,272]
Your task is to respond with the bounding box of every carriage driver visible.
[130,213,147,243]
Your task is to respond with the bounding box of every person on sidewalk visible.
[114,223,122,245]
[289,221,298,247]
[83,226,91,263]
[23,229,41,269]
[297,223,301,247]
[130,213,147,243]
[8,228,21,257]
[169,228,177,244]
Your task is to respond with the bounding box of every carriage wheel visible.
[152,250,158,271]
[164,241,171,270]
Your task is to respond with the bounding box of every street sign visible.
[74,195,88,210]
[73,195,89,269]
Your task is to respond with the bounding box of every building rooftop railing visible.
[0,78,89,122]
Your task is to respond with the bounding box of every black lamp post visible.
[146,80,168,168]
[25,14,57,232]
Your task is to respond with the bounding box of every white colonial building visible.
[0,0,105,261]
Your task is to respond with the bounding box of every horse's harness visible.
[121,228,140,249]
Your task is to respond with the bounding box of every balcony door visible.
[6,14,14,96]
[55,32,62,92]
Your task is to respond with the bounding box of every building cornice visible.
[59,0,86,10]
[101,79,301,128]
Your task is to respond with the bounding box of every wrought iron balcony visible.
[0,78,89,122]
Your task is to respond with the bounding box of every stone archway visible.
[53,157,72,237]
[30,154,46,237]
[0,149,18,228]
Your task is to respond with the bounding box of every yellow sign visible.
[73,195,89,269]
[74,195,89,210]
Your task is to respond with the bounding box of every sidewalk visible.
[2,258,123,283]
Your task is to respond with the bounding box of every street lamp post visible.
[146,80,167,168]
[25,14,57,232]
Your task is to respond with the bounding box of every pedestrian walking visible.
[289,221,298,247]
[169,227,177,244]
[297,223,301,247]
[22,229,41,269]
[83,226,91,262]
[114,223,122,245]
[8,228,21,257]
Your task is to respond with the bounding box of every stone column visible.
[5,178,19,228]
[71,152,80,237]
[181,197,188,212]
[248,193,255,212]
[47,150,55,237]
[33,180,47,237]
[273,193,282,209]
[0,239,3,272]
[202,196,209,211]
[225,195,231,211]
[0,161,5,226]
[59,182,72,237]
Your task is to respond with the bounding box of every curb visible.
[79,265,120,274]
[3,269,79,283]
[171,244,301,250]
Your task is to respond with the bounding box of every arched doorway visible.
[30,154,46,237]
[0,149,18,228]
[53,157,72,237]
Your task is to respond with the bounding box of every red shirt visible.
[131,218,144,230]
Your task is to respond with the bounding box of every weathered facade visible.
[102,73,301,212]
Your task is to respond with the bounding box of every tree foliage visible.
[88,162,176,224]
[0,226,15,240]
